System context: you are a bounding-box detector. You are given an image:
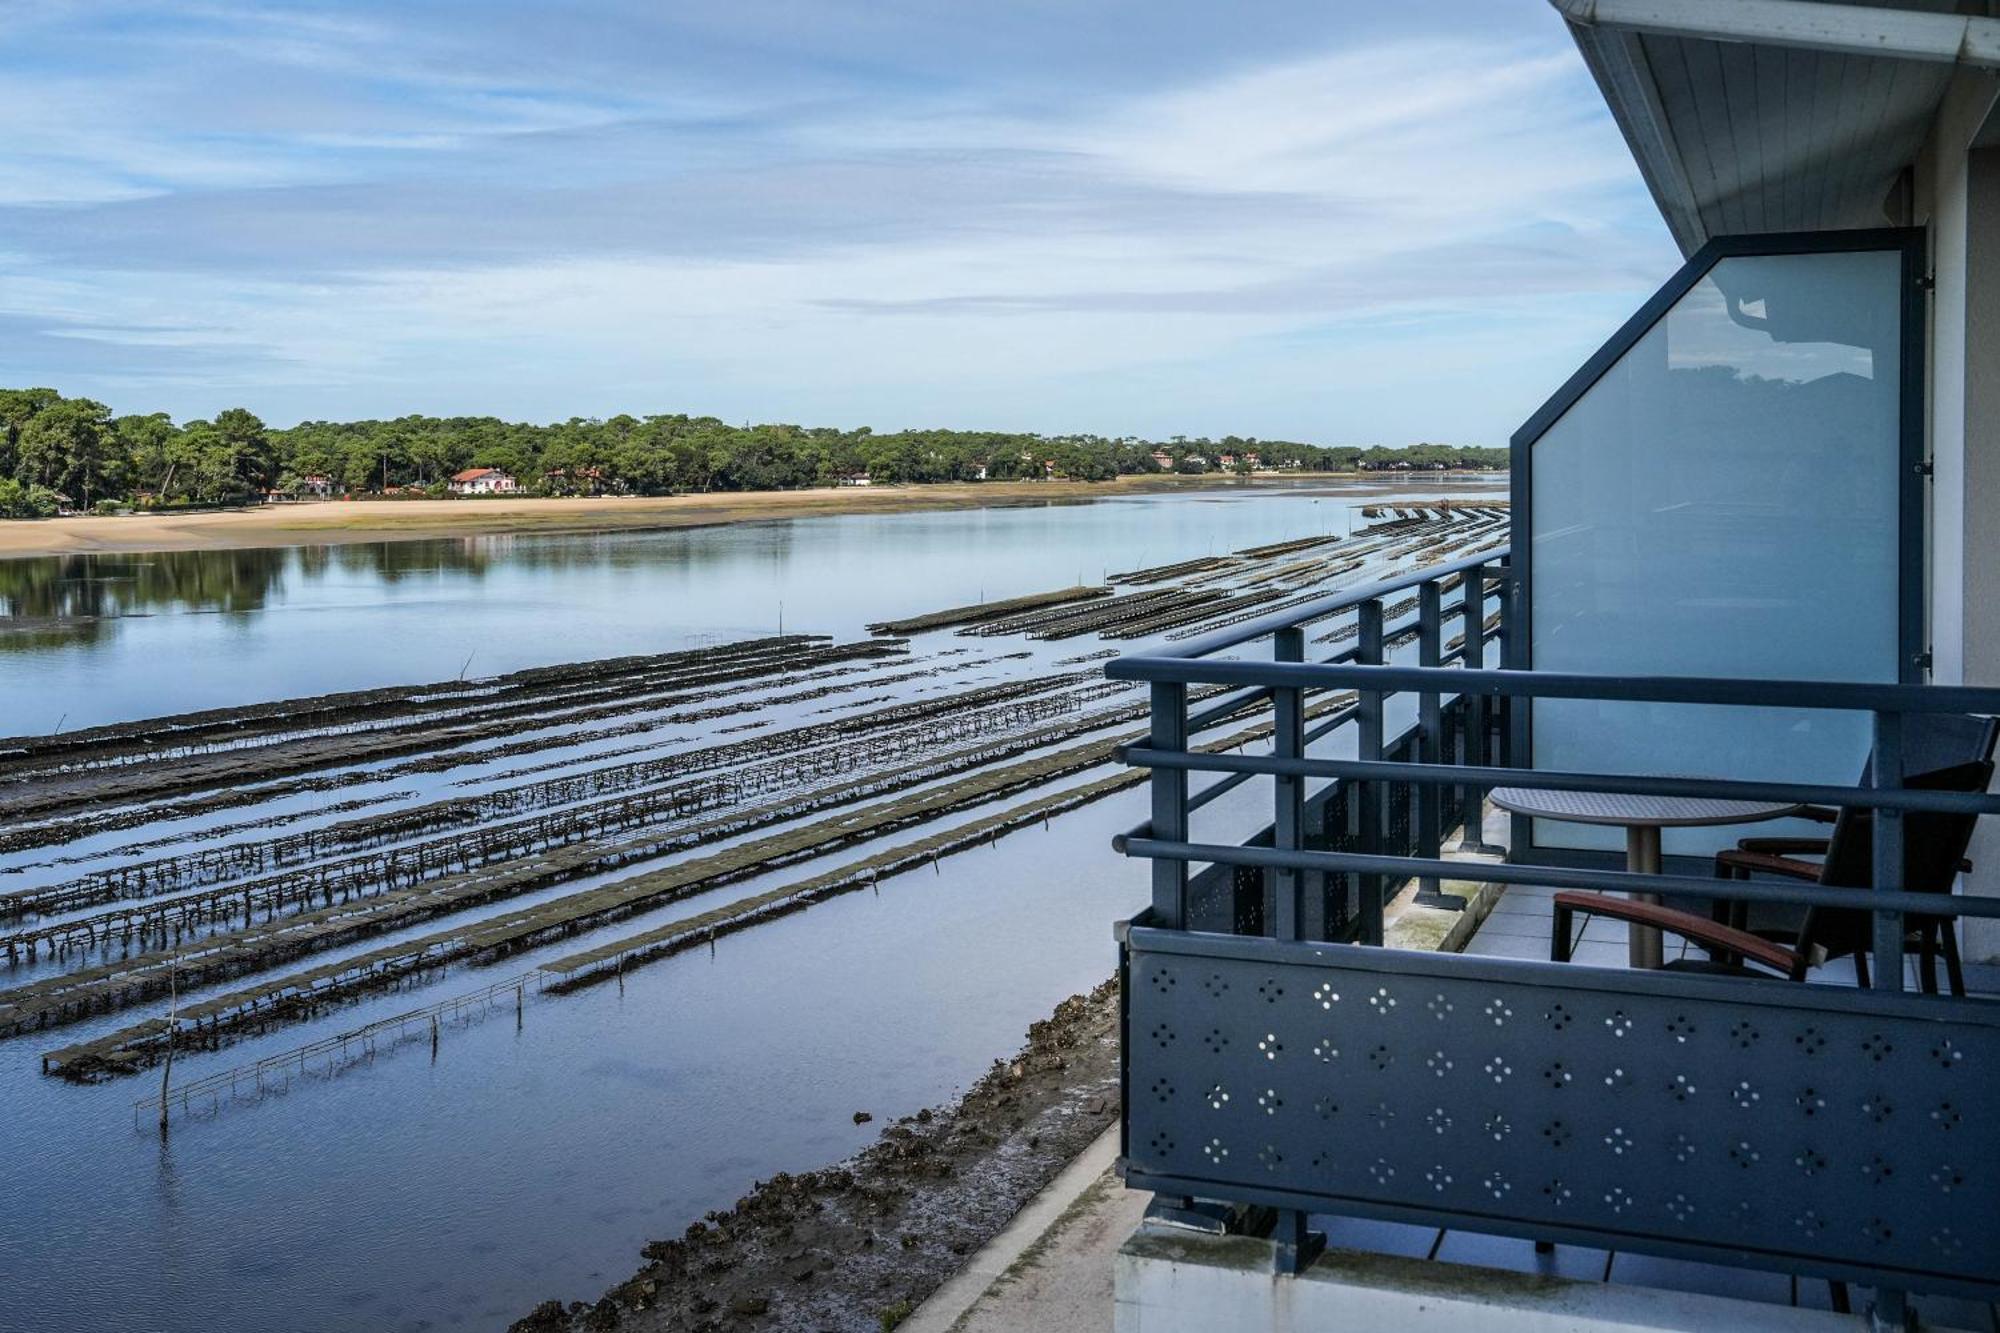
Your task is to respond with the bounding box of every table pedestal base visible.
[1625,824,1663,970]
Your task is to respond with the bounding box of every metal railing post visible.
[1273,627,1306,941]
[1355,599,1386,945]
[1457,565,1502,853]
[1270,624,1322,1275]
[1413,581,1462,909]
[1871,708,1907,987]
[1150,682,1189,929]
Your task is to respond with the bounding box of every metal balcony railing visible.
[1103,547,2000,1312]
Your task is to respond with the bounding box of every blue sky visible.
[0,1,1679,443]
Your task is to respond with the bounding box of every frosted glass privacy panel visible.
[1529,249,1903,856]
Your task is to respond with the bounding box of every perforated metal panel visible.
[1124,929,2000,1296]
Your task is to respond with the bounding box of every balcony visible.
[1104,553,2000,1329]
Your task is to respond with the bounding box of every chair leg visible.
[1941,923,1968,997]
[1912,920,1944,992]
[1829,1280,1851,1314]
[1853,949,1871,990]
[1551,903,1574,963]
[1918,921,1941,996]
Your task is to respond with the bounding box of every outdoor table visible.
[1487,787,1801,968]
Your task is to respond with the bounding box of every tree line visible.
[0,387,1508,517]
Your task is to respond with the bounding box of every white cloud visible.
[0,12,1677,440]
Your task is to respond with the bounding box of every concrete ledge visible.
[1114,1230,1886,1333]
[1383,877,1501,955]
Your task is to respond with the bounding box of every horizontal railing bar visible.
[1117,749,2000,815]
[1136,703,1406,839]
[1184,685,1270,734]
[1107,660,2000,715]
[1117,836,2000,920]
[1182,703,1366,817]
[1159,549,1507,660]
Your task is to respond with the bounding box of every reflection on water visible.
[0,549,288,639]
[1,479,1502,731]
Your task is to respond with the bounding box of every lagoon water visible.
[0,477,1500,1332]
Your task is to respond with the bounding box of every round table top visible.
[1487,785,1799,828]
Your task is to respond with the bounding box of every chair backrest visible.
[1855,713,2000,785]
[1825,712,1999,892]
[1806,757,1996,960]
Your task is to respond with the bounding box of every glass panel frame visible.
[1506,229,1927,868]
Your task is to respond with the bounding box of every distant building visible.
[450,467,519,496]
[299,474,334,499]
[836,471,873,487]
[1151,450,1173,470]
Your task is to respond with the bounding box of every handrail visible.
[1119,837,2000,922]
[1117,749,2000,816]
[1180,590,1493,738]
[1108,659,2000,716]
[1156,547,1505,660]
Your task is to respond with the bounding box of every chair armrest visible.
[1797,805,1840,824]
[1552,891,1799,975]
[1715,848,1823,881]
[1734,836,1829,856]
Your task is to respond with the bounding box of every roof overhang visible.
[1554,0,2000,254]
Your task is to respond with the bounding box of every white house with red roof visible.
[449,467,520,496]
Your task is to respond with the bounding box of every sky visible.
[0,1,1680,444]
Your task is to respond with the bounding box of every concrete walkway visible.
[901,1127,1146,1333]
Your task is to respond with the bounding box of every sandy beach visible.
[0,474,1357,559]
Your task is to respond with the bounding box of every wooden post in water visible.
[157,955,178,1136]
[429,1014,439,1060]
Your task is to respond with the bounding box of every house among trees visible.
[449,467,519,496]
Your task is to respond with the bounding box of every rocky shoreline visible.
[512,977,1120,1333]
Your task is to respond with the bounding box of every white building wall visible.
[1916,70,2000,958]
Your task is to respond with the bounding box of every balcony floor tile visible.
[1463,910,1550,940]
[1484,890,1560,917]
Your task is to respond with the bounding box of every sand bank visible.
[0,474,1347,559]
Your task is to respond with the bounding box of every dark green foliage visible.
[0,478,61,518]
[0,389,1507,511]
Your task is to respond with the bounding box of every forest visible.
[0,387,1508,517]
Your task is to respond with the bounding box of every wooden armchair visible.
[1553,759,1994,992]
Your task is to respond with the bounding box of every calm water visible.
[0,477,1501,1333]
